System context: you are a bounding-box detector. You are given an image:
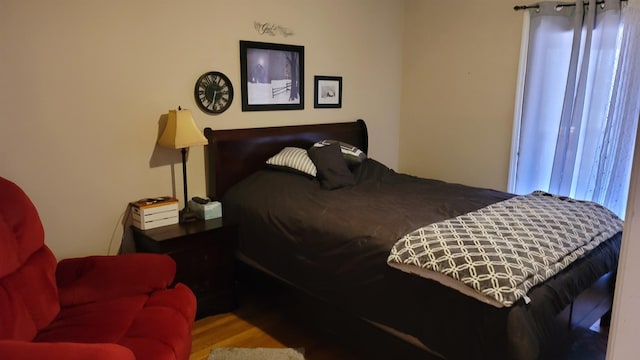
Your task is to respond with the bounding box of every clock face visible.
[194,71,234,114]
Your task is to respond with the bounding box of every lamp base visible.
[179,209,199,223]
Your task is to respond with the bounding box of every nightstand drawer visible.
[171,251,234,292]
[132,218,238,319]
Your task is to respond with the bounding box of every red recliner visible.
[0,176,197,360]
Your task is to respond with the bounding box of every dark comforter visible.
[222,158,621,360]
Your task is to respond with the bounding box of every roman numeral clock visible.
[194,71,234,114]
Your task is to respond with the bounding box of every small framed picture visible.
[240,40,304,111]
[314,75,342,109]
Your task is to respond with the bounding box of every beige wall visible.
[0,0,403,259]
[399,0,523,190]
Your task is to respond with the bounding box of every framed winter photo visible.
[240,40,304,111]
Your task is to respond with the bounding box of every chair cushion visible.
[35,285,195,360]
[120,286,194,360]
[0,340,136,360]
[35,295,149,343]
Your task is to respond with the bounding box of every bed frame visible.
[203,119,440,357]
[203,119,367,200]
[203,119,617,359]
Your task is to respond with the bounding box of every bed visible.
[203,119,621,360]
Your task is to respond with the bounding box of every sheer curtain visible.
[509,0,640,218]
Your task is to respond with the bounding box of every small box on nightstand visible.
[131,197,179,230]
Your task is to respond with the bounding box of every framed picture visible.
[314,76,342,109]
[240,40,304,111]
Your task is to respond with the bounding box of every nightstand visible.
[131,217,237,319]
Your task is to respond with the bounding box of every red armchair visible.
[0,177,197,360]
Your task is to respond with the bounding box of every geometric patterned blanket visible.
[387,191,623,307]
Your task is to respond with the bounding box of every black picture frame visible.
[240,40,304,111]
[314,76,342,109]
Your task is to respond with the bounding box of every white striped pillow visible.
[266,147,317,177]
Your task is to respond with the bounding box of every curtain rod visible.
[514,0,626,11]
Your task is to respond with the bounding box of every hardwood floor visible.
[189,285,376,360]
[190,273,438,360]
[190,272,610,360]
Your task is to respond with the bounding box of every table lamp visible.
[157,107,208,222]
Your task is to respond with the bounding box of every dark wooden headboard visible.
[203,119,368,200]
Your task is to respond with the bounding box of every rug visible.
[208,347,305,360]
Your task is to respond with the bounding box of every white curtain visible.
[510,0,640,218]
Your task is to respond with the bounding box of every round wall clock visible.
[194,71,234,114]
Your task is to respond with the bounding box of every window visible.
[509,0,640,218]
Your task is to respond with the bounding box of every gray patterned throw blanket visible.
[387,191,623,307]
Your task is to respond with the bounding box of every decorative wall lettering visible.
[254,22,294,37]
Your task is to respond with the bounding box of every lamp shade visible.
[157,108,207,149]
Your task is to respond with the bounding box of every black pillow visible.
[312,139,367,169]
[307,142,356,190]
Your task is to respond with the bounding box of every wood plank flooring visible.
[190,270,609,360]
[189,286,375,360]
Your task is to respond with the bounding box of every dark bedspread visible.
[222,159,621,360]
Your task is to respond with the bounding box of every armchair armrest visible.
[56,253,176,307]
[0,340,135,360]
